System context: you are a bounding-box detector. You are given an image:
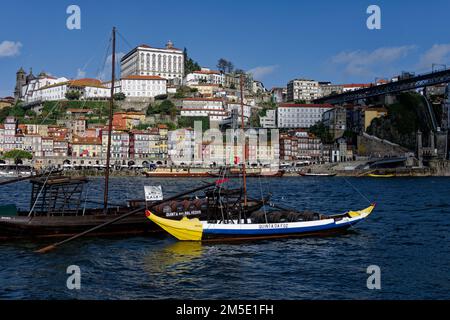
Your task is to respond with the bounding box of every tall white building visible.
[120,41,184,83]
[277,104,333,129]
[287,79,320,102]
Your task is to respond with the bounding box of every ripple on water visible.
[0,177,449,299]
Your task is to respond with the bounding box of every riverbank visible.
[59,161,450,178]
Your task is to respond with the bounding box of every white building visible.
[180,98,228,124]
[277,103,333,129]
[24,78,110,103]
[226,103,253,120]
[120,41,184,83]
[106,76,167,98]
[287,79,320,102]
[342,84,371,92]
[252,80,266,94]
[260,109,277,128]
[21,73,69,103]
[168,129,199,165]
[185,68,224,86]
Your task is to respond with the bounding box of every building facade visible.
[277,104,333,129]
[287,79,320,102]
[120,42,184,83]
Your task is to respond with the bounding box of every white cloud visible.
[331,46,416,76]
[247,65,278,80]
[0,41,22,58]
[418,44,450,69]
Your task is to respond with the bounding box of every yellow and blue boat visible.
[367,173,395,178]
[145,204,375,242]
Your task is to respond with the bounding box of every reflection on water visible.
[1,177,450,299]
[143,241,203,274]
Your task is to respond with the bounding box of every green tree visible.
[184,48,201,76]
[65,90,81,100]
[3,150,33,165]
[309,121,334,144]
[217,58,228,73]
[8,105,25,118]
[114,92,126,101]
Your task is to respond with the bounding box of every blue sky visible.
[1,0,450,96]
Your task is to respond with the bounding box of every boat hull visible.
[144,171,210,178]
[0,211,158,240]
[208,171,284,178]
[146,205,375,242]
[299,173,336,177]
[0,198,265,241]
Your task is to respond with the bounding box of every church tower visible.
[14,67,26,101]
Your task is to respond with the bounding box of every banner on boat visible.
[144,186,163,201]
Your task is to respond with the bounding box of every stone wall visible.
[357,133,410,157]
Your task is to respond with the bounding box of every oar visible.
[35,181,221,254]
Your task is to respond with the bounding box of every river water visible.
[0,176,449,299]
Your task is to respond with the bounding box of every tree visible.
[184,48,201,76]
[226,61,234,74]
[217,58,228,73]
[8,105,25,118]
[65,90,81,100]
[114,92,126,101]
[149,100,178,118]
[309,121,334,144]
[3,150,33,165]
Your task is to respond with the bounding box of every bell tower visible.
[14,67,26,101]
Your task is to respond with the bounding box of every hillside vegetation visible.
[367,93,432,150]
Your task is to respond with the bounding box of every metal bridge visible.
[315,68,450,105]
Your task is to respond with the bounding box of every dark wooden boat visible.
[0,176,266,240]
[299,172,336,177]
[143,170,209,178]
[208,168,284,178]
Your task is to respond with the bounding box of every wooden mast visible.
[104,27,116,213]
[240,74,247,206]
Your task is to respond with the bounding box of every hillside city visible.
[0,40,449,173]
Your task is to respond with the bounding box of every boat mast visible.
[240,74,247,207]
[104,27,116,213]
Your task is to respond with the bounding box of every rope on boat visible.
[342,177,373,205]
[258,175,268,224]
[27,167,54,217]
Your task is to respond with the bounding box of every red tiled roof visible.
[69,78,105,88]
[192,70,221,75]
